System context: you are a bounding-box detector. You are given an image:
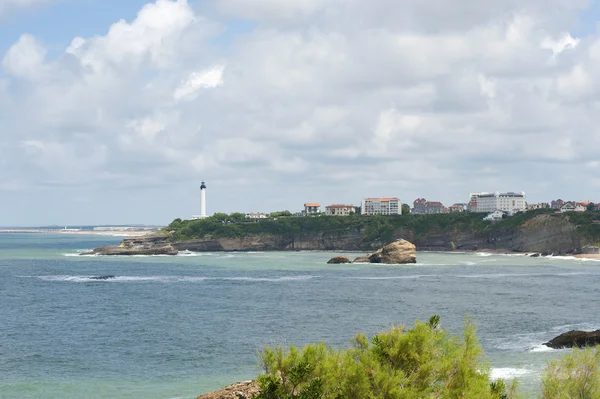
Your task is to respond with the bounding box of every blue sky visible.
[2,0,600,226]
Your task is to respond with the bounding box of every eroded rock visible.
[368,239,417,264]
[544,330,600,349]
[327,256,352,264]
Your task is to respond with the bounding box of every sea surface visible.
[1,233,600,398]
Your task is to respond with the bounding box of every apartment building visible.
[361,198,402,215]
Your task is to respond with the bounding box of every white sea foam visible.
[490,368,532,380]
[529,344,556,353]
[476,252,493,257]
[347,275,437,280]
[26,275,317,283]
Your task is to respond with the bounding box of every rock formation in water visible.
[327,256,352,264]
[544,330,600,349]
[347,239,417,264]
[367,239,417,264]
[196,380,259,399]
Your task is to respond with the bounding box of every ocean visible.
[1,233,599,399]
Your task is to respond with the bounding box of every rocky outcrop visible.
[544,330,600,349]
[351,240,417,264]
[82,233,178,256]
[367,239,417,264]
[327,256,352,264]
[196,380,259,399]
[85,245,178,256]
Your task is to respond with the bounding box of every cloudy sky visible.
[1,0,600,225]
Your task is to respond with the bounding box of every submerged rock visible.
[544,330,600,349]
[89,275,115,280]
[197,380,260,399]
[327,256,352,264]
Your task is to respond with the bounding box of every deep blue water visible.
[1,233,600,398]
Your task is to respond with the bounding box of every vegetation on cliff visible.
[253,316,600,399]
[166,212,488,244]
[165,209,600,249]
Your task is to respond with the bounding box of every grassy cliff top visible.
[163,209,600,246]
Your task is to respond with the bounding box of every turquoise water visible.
[1,233,600,398]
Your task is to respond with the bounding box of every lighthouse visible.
[200,181,207,218]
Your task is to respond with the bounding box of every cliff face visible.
[172,230,365,252]
[91,214,588,255]
[413,214,582,253]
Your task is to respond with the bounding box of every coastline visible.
[0,229,154,237]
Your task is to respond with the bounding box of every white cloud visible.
[2,34,47,79]
[173,65,224,100]
[3,0,600,224]
[541,32,580,56]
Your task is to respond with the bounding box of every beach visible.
[0,229,155,237]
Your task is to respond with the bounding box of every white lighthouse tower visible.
[200,181,207,218]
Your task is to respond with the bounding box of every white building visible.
[483,210,505,221]
[246,212,267,219]
[361,198,402,215]
[469,192,526,214]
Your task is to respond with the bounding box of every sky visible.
[1,0,600,226]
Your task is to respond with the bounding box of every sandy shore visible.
[0,229,155,237]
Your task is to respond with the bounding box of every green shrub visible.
[255,316,516,399]
[541,347,600,399]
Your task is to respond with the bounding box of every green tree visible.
[587,203,596,212]
[212,212,229,222]
[402,203,411,214]
[229,212,247,222]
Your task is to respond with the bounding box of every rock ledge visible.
[544,330,600,349]
[196,380,260,399]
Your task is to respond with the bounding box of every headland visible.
[87,209,600,257]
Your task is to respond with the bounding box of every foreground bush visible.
[541,347,600,399]
[255,316,517,399]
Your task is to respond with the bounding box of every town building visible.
[304,203,321,215]
[325,204,356,216]
[559,202,586,213]
[469,192,526,214]
[483,210,505,221]
[246,212,267,219]
[526,203,549,211]
[551,199,566,209]
[448,205,465,213]
[361,198,402,215]
[412,198,445,214]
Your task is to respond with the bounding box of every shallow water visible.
[1,234,599,398]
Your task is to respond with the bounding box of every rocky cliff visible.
[89,214,591,255]
[412,214,582,253]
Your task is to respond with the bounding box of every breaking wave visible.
[21,275,319,283]
[490,367,532,380]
